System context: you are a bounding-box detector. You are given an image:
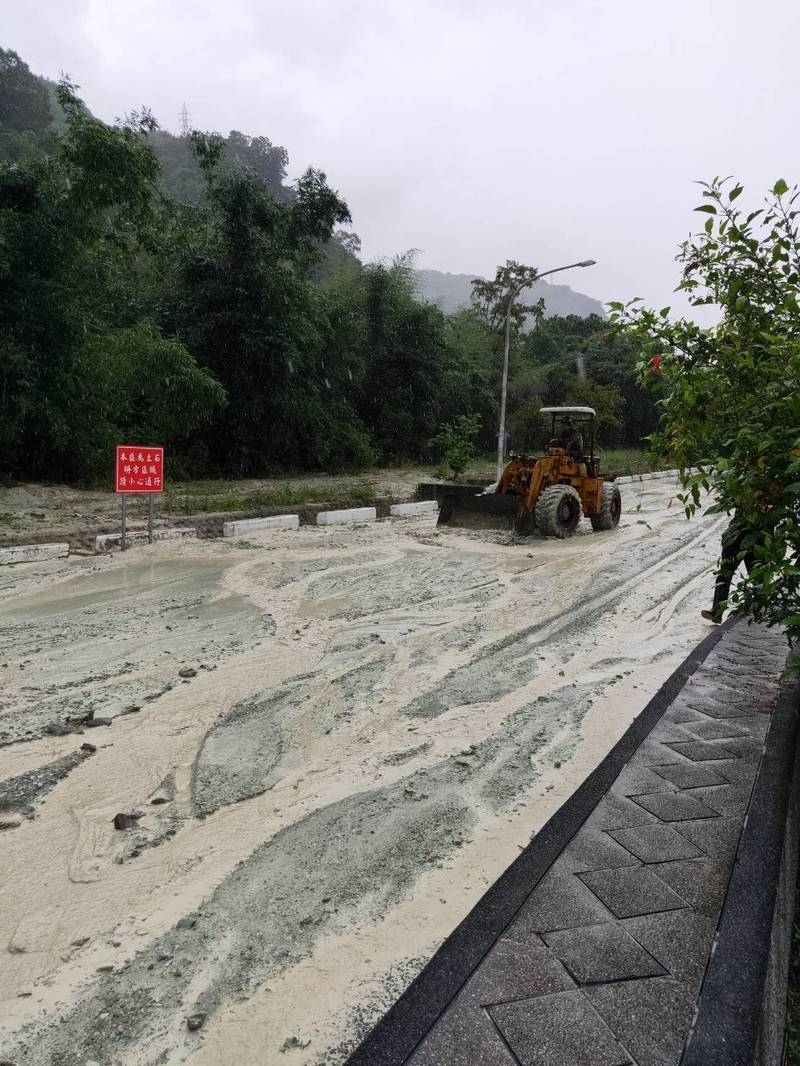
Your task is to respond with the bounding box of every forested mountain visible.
[149,128,290,204]
[0,46,654,483]
[416,269,605,320]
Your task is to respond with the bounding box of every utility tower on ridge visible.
[179,102,191,138]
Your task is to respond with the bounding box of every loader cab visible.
[541,406,598,476]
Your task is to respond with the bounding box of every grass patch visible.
[161,480,378,515]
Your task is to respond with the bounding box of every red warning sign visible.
[115,445,164,493]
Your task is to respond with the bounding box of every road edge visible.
[347,618,736,1066]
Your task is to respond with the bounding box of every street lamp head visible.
[577,259,597,267]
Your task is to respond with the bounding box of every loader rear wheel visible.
[590,483,622,531]
[534,484,582,538]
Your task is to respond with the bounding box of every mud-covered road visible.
[0,480,725,1065]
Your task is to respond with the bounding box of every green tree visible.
[610,177,800,649]
[521,314,656,447]
[75,325,227,478]
[471,261,545,336]
[430,414,482,479]
[162,133,361,474]
[441,308,499,453]
[0,48,53,160]
[0,80,223,480]
[322,253,459,463]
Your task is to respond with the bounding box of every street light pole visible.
[496,259,596,480]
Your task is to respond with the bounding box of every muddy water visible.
[0,556,269,746]
[0,485,725,1065]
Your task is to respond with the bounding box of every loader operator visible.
[558,418,584,463]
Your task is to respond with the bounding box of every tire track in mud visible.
[406,515,724,718]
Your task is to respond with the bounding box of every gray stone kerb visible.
[0,542,69,566]
[347,620,790,1066]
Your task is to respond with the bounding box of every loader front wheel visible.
[534,484,582,538]
[590,483,622,531]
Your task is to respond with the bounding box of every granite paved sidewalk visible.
[351,621,788,1066]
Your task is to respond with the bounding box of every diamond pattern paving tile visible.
[681,718,747,741]
[634,738,685,766]
[613,762,678,797]
[697,757,758,785]
[586,977,696,1066]
[407,1002,518,1065]
[620,910,717,989]
[712,735,764,760]
[578,865,689,919]
[510,868,613,936]
[542,922,667,985]
[489,990,632,1066]
[671,816,743,863]
[583,792,660,832]
[609,823,706,864]
[648,858,733,916]
[462,934,575,1005]
[649,762,728,789]
[668,705,706,725]
[683,698,754,721]
[557,829,641,875]
[664,740,738,762]
[647,721,702,744]
[688,783,754,817]
[629,790,721,822]
[725,714,770,736]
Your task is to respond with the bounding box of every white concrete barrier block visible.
[615,475,632,484]
[0,542,69,566]
[316,507,377,526]
[95,527,197,551]
[389,500,439,517]
[223,514,300,537]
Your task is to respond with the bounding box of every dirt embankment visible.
[0,471,433,551]
[0,478,724,1065]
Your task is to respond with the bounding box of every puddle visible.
[0,558,229,621]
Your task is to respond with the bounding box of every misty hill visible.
[416,268,605,320]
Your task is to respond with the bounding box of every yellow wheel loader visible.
[437,407,622,538]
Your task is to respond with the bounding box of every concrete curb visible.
[615,468,681,484]
[347,620,736,1066]
[95,527,197,551]
[0,542,70,566]
[682,662,800,1066]
[316,507,377,526]
[222,515,299,536]
[390,501,439,517]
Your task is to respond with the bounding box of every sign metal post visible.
[115,445,165,549]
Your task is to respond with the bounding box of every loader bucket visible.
[437,492,525,532]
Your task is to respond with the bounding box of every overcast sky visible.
[6,0,800,313]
